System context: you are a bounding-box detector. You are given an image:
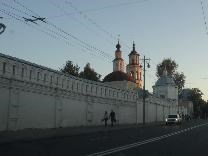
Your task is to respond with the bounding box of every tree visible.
[79,63,101,81]
[187,88,205,118]
[156,58,178,77]
[60,60,80,77]
[173,72,185,93]
[156,58,185,93]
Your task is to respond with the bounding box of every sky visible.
[1,0,208,100]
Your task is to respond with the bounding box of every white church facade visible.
[0,45,188,131]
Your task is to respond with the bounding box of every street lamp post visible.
[141,55,150,125]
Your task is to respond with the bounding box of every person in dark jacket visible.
[109,110,116,127]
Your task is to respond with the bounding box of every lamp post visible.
[141,55,150,125]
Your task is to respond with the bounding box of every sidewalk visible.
[0,122,163,145]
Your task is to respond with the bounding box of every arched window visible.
[130,71,134,77]
[120,62,122,70]
[136,71,138,80]
[3,62,6,74]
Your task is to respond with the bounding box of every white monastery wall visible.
[0,53,178,131]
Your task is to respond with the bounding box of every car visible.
[165,114,182,125]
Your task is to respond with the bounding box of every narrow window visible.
[44,74,46,83]
[96,87,98,94]
[56,77,59,85]
[37,72,40,81]
[81,84,84,92]
[12,65,15,75]
[50,76,53,84]
[67,80,69,88]
[21,68,24,78]
[3,62,6,74]
[62,79,64,88]
[29,70,32,80]
[101,88,103,95]
[86,85,88,92]
[136,71,138,80]
[72,83,74,90]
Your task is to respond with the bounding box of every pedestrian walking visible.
[102,111,108,127]
[109,110,116,127]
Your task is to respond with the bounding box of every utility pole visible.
[142,55,150,125]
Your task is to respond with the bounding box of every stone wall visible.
[0,53,178,131]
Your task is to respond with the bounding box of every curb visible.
[0,122,164,145]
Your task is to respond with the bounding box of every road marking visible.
[86,122,208,156]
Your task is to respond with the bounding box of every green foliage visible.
[60,60,80,77]
[79,63,101,81]
[60,61,101,81]
[156,58,178,77]
[188,88,203,102]
[156,58,185,93]
[173,72,185,93]
[187,88,206,118]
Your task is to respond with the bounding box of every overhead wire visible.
[2,0,159,80]
[200,0,208,35]
[50,0,159,67]
[64,0,159,79]
[48,0,152,50]
[64,0,131,49]
[5,0,113,62]
[0,3,112,62]
[0,8,63,41]
[48,0,149,19]
[1,2,34,17]
[48,0,115,50]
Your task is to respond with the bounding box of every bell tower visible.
[113,40,125,72]
[126,42,142,88]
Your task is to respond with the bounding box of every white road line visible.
[86,122,208,156]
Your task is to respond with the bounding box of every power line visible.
[2,0,159,76]
[8,0,114,61]
[48,0,149,19]
[200,0,208,35]
[0,9,61,40]
[0,8,112,63]
[1,2,34,17]
[48,0,115,47]
[65,1,117,40]
[48,0,149,48]
[50,0,156,64]
[12,0,113,60]
[63,0,132,49]
[13,0,40,17]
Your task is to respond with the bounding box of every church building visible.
[103,41,142,89]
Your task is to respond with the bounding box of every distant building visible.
[152,67,178,101]
[179,89,194,116]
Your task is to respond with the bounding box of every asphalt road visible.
[0,120,208,156]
